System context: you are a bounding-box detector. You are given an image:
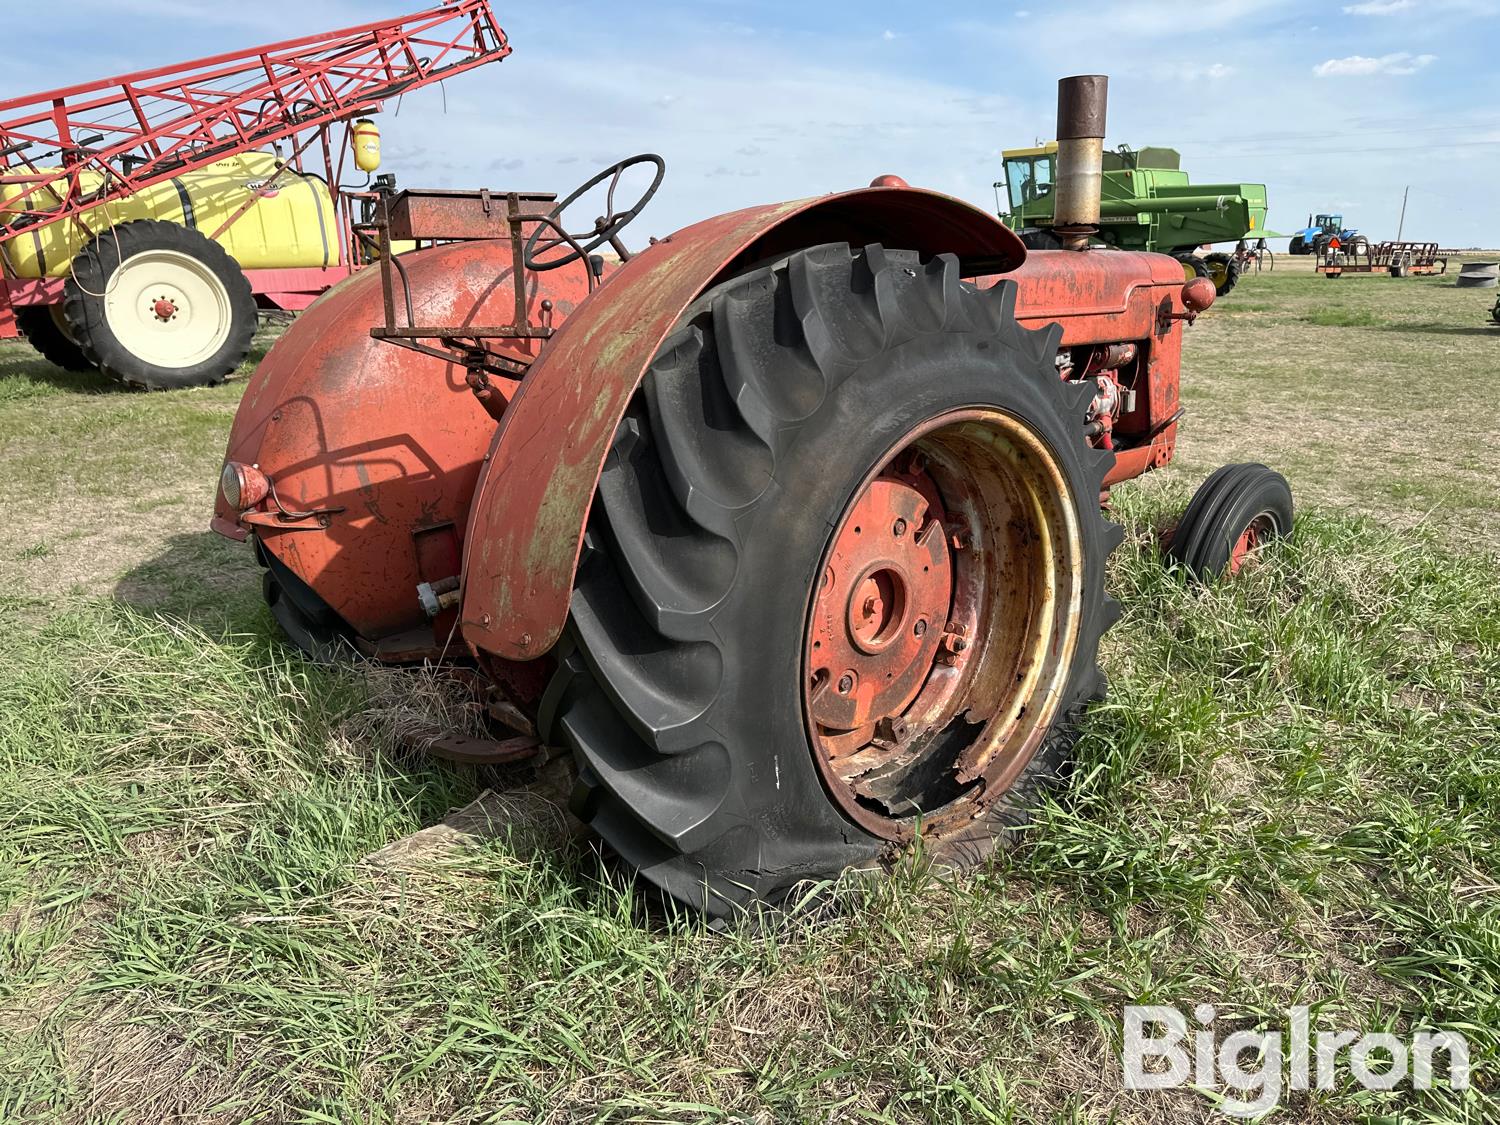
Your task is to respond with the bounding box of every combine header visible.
[213,76,1295,920]
[0,3,509,387]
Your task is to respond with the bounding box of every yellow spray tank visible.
[351,118,382,174]
[0,150,340,279]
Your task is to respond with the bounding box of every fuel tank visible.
[213,239,592,651]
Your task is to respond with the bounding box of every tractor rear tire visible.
[1168,463,1293,580]
[540,243,1122,920]
[1204,252,1240,298]
[15,305,92,372]
[63,219,256,390]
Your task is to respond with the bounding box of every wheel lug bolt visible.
[913,618,927,637]
[836,673,855,694]
[892,518,907,538]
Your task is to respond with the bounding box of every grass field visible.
[1,256,1498,1123]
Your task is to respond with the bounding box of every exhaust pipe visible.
[1050,74,1108,252]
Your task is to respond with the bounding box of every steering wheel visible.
[524,154,666,272]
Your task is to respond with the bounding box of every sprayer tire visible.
[539,243,1122,921]
[63,219,256,390]
[15,305,93,372]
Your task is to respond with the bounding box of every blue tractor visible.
[1289,212,1367,256]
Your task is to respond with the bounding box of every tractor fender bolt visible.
[519,632,532,647]
[913,618,928,637]
[479,613,491,627]
[837,673,855,694]
[951,638,968,653]
[892,518,907,538]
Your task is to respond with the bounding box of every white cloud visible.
[1016,9,1031,16]
[882,29,897,40]
[1313,51,1436,76]
[1186,62,1237,80]
[1343,0,1414,13]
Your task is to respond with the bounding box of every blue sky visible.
[12,0,1500,246]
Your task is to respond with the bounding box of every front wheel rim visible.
[802,408,1084,839]
[1229,511,1278,575]
[103,249,233,370]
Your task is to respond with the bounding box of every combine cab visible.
[1000,142,1270,298]
[213,76,1294,920]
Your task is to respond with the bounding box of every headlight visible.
[220,461,270,510]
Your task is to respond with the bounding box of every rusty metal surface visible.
[407,730,542,765]
[807,473,952,738]
[459,186,1028,661]
[802,409,1084,838]
[1053,75,1108,246]
[1057,75,1109,140]
[385,189,557,242]
[214,238,593,645]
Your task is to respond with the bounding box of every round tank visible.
[0,151,339,277]
[215,239,594,646]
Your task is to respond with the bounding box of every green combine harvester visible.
[999,142,1271,297]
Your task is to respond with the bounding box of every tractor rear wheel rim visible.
[803,407,1084,839]
[103,248,232,370]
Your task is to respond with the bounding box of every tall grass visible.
[2,487,1496,1122]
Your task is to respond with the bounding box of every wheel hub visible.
[802,410,1085,838]
[103,248,232,370]
[809,477,951,734]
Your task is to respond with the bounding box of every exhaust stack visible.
[1051,74,1108,251]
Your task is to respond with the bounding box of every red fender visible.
[459,186,1026,661]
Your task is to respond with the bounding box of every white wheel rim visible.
[103,249,232,370]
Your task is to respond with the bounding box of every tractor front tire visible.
[15,305,92,372]
[1289,237,1306,256]
[1168,463,1293,580]
[1204,252,1240,298]
[63,219,256,390]
[540,243,1123,920]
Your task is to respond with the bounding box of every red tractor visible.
[213,76,1292,919]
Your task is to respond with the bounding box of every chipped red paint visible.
[458,186,1027,661]
[213,239,592,644]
